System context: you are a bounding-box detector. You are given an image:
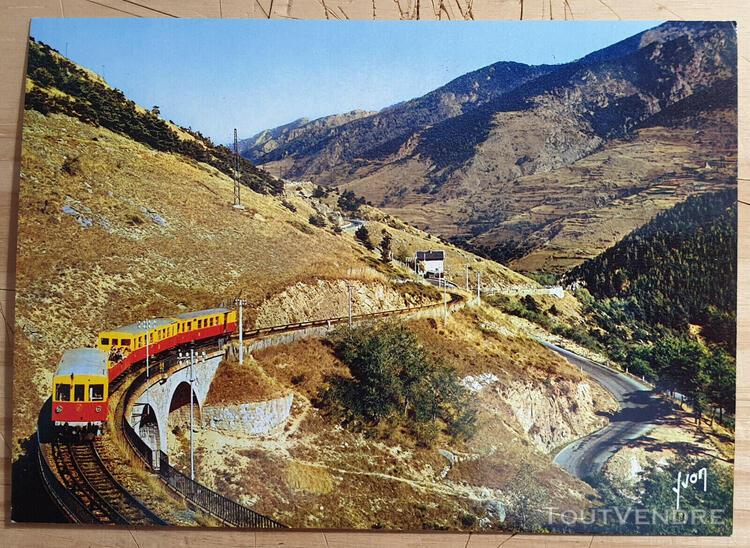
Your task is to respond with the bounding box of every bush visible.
[61,156,81,176]
[323,321,476,444]
[281,199,297,212]
[312,185,326,198]
[355,225,373,250]
[308,214,326,227]
[337,189,365,212]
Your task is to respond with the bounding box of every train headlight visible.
[95,406,102,413]
[55,405,62,413]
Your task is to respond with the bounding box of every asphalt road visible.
[546,342,666,482]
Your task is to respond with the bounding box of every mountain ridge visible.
[245,21,737,274]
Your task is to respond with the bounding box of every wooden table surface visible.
[0,1,748,546]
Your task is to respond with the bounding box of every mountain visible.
[247,21,737,274]
[242,60,556,178]
[25,38,285,196]
[15,38,537,449]
[16,39,627,528]
[238,110,376,162]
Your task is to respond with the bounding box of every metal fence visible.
[157,452,285,528]
[122,418,155,469]
[121,382,284,527]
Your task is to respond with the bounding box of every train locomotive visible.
[51,307,237,436]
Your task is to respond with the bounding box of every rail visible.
[36,431,98,524]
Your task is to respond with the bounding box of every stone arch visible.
[169,381,201,415]
[132,402,163,469]
[166,381,201,461]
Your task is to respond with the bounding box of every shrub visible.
[61,156,81,176]
[355,225,373,250]
[308,214,326,227]
[323,321,476,444]
[337,189,365,212]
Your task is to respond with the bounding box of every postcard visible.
[11,19,736,535]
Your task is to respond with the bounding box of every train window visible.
[74,384,85,402]
[55,383,70,401]
[101,337,110,345]
[121,338,131,347]
[89,384,104,401]
[188,321,192,330]
[112,338,118,345]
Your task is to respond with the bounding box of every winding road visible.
[546,342,667,482]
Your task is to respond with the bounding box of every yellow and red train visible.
[51,307,237,435]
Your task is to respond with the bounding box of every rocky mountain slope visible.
[248,21,737,273]
[242,61,556,177]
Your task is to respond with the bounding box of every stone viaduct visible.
[125,350,224,467]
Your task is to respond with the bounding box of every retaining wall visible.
[202,393,294,436]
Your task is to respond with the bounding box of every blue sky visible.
[30,19,661,143]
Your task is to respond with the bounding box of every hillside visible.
[249,21,737,274]
[14,33,737,530]
[176,306,617,530]
[567,189,737,335]
[12,42,538,451]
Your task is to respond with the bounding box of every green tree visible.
[325,321,476,445]
[355,225,373,250]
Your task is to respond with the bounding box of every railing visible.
[36,431,98,524]
[243,295,463,338]
[120,361,285,528]
[122,418,155,470]
[157,452,285,528]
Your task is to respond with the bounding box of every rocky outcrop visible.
[500,379,609,453]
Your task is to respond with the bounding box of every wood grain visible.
[0,1,747,545]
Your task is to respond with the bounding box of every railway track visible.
[48,439,165,525]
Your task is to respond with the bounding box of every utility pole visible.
[234,298,247,365]
[138,319,156,378]
[189,348,195,480]
[476,272,481,304]
[443,275,448,325]
[178,349,198,481]
[233,128,244,210]
[347,284,353,328]
[465,264,470,291]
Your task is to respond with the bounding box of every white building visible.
[415,250,445,278]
